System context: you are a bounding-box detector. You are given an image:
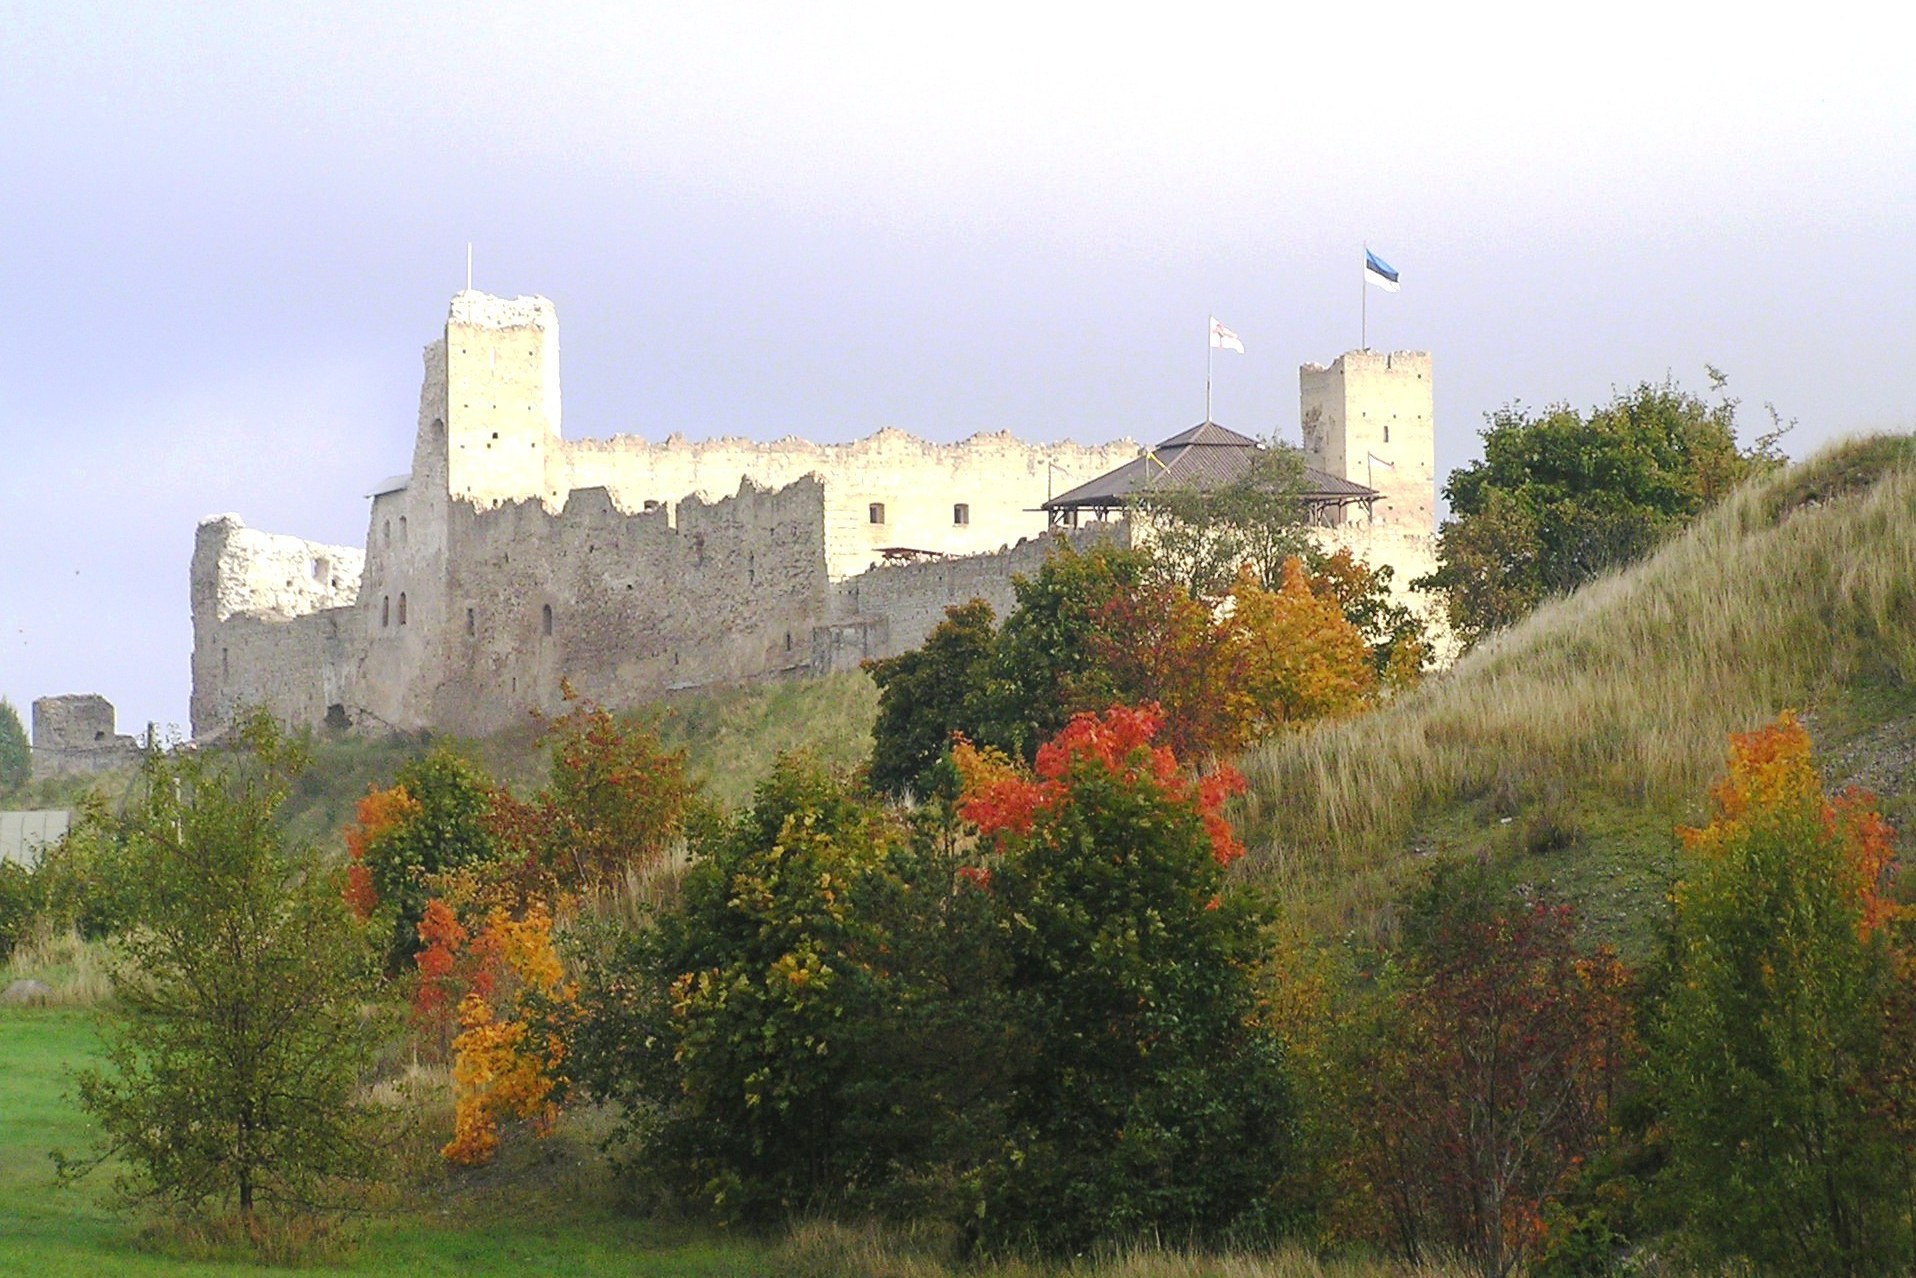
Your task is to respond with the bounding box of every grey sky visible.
[2,2,1911,736]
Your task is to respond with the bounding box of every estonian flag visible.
[1365,249,1400,293]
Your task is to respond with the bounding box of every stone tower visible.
[1298,350,1435,533]
[434,291,563,508]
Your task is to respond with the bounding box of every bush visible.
[1341,861,1634,1277]
[0,860,34,960]
[572,754,1006,1223]
[346,746,500,973]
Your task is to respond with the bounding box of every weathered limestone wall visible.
[824,524,1130,671]
[30,694,143,778]
[188,292,1452,743]
[559,429,1139,580]
[190,516,365,736]
[1301,350,1436,535]
[415,476,830,737]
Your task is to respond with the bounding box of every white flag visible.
[1209,317,1244,353]
[1366,451,1396,469]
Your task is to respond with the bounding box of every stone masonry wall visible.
[558,429,1139,580]
[190,516,365,736]
[418,475,829,737]
[30,694,143,778]
[822,524,1129,671]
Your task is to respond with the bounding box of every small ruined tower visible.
[1298,350,1436,534]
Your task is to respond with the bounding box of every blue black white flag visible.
[1365,249,1400,293]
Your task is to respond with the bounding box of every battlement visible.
[447,290,558,331]
[1300,349,1432,376]
[188,290,1440,741]
[1299,349,1436,535]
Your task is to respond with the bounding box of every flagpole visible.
[1206,317,1213,424]
[1361,244,1367,352]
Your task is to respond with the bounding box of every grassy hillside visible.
[1240,433,1916,951]
[275,671,879,846]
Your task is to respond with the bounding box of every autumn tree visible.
[955,706,1293,1254]
[1417,378,1785,645]
[60,713,385,1222]
[868,542,1379,791]
[1344,861,1634,1278]
[488,691,695,894]
[1651,713,1911,1274]
[1090,561,1374,761]
[1304,547,1428,683]
[345,746,500,973]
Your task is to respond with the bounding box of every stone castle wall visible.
[30,693,144,778]
[188,290,1444,742]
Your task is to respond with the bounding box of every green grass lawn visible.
[0,1008,769,1275]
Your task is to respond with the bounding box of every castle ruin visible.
[191,291,1436,741]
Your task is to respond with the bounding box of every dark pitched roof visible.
[1042,421,1376,510]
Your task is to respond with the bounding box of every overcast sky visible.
[2,2,1912,737]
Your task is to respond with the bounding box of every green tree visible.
[956,706,1293,1254]
[974,539,1151,760]
[571,754,1006,1223]
[1417,378,1784,645]
[1650,715,1910,1274]
[864,598,998,799]
[59,713,385,1222]
[1128,437,1311,599]
[0,697,29,795]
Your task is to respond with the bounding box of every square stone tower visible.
[436,291,563,508]
[1299,350,1435,533]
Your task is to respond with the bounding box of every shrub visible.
[1343,861,1634,1277]
[572,753,1006,1222]
[344,746,500,973]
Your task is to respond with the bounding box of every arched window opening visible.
[953,503,970,526]
[399,515,409,544]
[869,502,886,525]
[398,593,408,626]
[466,608,476,637]
[1384,424,1391,444]
[541,604,553,636]
[381,596,390,627]
[382,519,391,546]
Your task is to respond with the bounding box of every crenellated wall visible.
[188,292,1444,741]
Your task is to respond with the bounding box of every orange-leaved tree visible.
[1089,559,1376,763]
[1233,558,1376,728]
[440,903,579,1166]
[489,689,695,895]
[1652,712,1912,1274]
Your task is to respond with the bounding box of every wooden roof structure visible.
[1041,422,1376,524]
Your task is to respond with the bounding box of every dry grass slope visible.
[1240,434,1916,904]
